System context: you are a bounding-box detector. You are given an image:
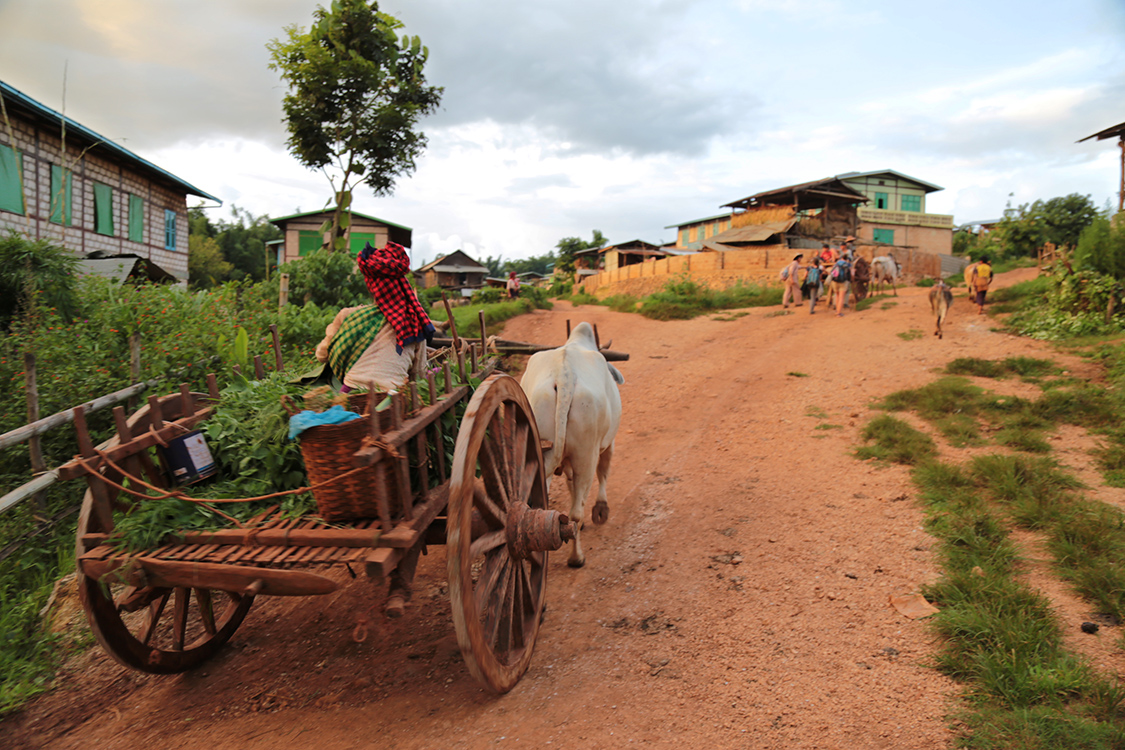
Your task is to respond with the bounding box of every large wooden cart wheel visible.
[74,400,254,674]
[448,374,571,692]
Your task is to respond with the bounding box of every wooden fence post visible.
[23,351,47,515]
[279,273,290,311]
[127,331,141,411]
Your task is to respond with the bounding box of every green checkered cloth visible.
[327,306,385,382]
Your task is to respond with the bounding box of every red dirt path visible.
[6,268,1104,749]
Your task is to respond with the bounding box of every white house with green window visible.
[0,80,220,281]
[269,208,413,264]
[836,170,953,255]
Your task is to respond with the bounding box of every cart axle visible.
[505,502,575,559]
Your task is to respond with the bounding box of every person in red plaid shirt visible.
[356,241,436,353]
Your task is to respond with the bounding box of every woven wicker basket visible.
[284,395,397,523]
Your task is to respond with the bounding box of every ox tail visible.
[547,353,577,476]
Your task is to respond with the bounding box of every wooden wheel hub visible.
[505,502,574,560]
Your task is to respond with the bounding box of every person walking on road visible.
[969,255,993,315]
[829,254,852,317]
[803,257,823,314]
[782,253,804,309]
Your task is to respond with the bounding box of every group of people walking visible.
[780,241,869,317]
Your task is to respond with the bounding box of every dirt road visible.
[9,269,1087,749]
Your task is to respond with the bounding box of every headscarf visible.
[355,242,435,354]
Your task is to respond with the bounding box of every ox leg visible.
[565,452,599,569]
[591,442,613,525]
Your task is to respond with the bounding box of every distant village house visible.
[268,208,412,263]
[415,250,488,297]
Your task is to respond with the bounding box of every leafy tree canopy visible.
[555,230,607,274]
[994,193,1099,258]
[267,0,442,252]
[188,235,234,290]
[0,230,79,329]
[188,206,281,283]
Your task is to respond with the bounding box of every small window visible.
[873,228,895,244]
[164,209,177,250]
[93,183,114,235]
[349,232,376,256]
[875,192,888,210]
[298,230,322,256]
[901,194,921,212]
[0,144,25,215]
[50,165,72,225]
[128,195,144,242]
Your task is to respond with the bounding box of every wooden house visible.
[269,208,412,263]
[415,250,489,296]
[0,79,220,282]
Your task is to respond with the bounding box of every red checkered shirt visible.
[356,242,435,353]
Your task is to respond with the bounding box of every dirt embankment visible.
[8,269,1104,749]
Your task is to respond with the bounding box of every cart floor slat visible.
[80,515,394,570]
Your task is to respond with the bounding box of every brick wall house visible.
[0,80,220,281]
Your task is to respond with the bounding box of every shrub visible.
[0,231,80,329]
[279,250,369,309]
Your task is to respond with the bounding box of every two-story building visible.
[0,80,220,281]
[836,170,954,255]
[268,208,412,263]
[414,250,489,297]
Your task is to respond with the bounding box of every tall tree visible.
[268,0,442,252]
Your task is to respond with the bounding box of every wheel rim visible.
[74,398,253,674]
[448,374,549,692]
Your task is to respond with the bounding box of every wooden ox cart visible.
[59,349,573,693]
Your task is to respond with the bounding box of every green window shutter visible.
[349,232,376,256]
[94,183,114,235]
[49,165,72,225]
[298,230,322,256]
[128,195,144,242]
[0,144,25,215]
[164,209,177,250]
[901,194,921,212]
[874,192,888,210]
[873,228,895,244]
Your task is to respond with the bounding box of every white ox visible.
[871,254,901,296]
[521,322,624,568]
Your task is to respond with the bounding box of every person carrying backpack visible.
[781,253,804,309]
[829,255,852,317]
[970,255,993,314]
[803,257,823,314]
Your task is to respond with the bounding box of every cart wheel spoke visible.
[140,590,172,646]
[171,588,189,651]
[517,461,538,507]
[195,588,216,636]
[470,529,506,559]
[449,374,550,692]
[479,439,510,510]
[473,480,507,529]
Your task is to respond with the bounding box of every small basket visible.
[283,394,397,523]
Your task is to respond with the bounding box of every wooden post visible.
[206,373,220,401]
[179,383,193,419]
[478,310,487,355]
[441,292,465,382]
[278,273,290,311]
[469,343,478,374]
[127,332,141,411]
[269,324,283,372]
[253,355,266,380]
[23,351,46,514]
[443,361,453,393]
[73,406,113,532]
[566,319,571,338]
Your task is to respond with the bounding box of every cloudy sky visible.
[2,0,1123,267]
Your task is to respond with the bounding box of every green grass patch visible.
[430,296,552,338]
[855,293,892,312]
[815,423,843,431]
[897,329,925,341]
[636,277,781,320]
[880,301,899,310]
[786,371,809,378]
[945,357,1060,379]
[855,415,936,464]
[805,406,829,419]
[908,455,1125,746]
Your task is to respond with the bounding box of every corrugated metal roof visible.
[663,212,733,230]
[837,170,943,193]
[0,80,221,204]
[708,218,797,244]
[268,207,412,232]
[1078,121,1125,142]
